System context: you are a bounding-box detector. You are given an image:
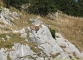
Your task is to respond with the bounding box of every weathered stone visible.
[36,57,44,60]
[28,23,63,56]
[55,33,83,59]
[4,14,10,20]
[0,48,7,60]
[20,33,27,38]
[47,13,55,20]
[2,38,5,41]
[6,35,11,40]
[4,8,10,14]
[12,12,19,18]
[0,8,19,26]
[28,19,83,59]
[9,43,34,60]
[56,52,71,60]
[0,24,4,28]
[29,18,34,23]
[13,30,19,33]
[20,28,25,34]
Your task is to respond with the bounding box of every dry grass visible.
[54,14,83,51]
[0,0,4,7]
[9,6,37,30]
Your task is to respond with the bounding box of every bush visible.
[49,28,56,39]
[3,0,29,8]
[0,5,2,13]
[28,0,57,16]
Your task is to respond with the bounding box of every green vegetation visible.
[0,9,1,13]
[49,28,56,39]
[3,0,83,17]
[3,0,57,16]
[3,0,29,8]
[28,0,57,16]
[2,0,83,17]
[54,0,83,17]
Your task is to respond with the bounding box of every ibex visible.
[30,24,41,33]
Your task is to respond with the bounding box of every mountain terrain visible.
[0,0,83,60]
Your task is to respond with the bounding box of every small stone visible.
[20,33,27,38]
[6,35,11,40]
[20,28,25,34]
[12,12,19,18]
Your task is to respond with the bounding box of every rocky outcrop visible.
[0,8,19,26]
[28,19,83,60]
[9,43,35,60]
[0,48,7,60]
[0,19,83,60]
[20,28,27,38]
[28,24,63,56]
[55,33,83,59]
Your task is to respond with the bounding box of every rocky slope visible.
[0,7,83,60]
[0,7,19,34]
[0,18,83,60]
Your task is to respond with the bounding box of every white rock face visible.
[28,20,63,56]
[9,43,34,60]
[36,57,44,60]
[12,12,19,19]
[56,52,71,60]
[0,8,18,26]
[20,28,25,34]
[20,33,27,38]
[20,28,28,38]
[0,18,83,60]
[0,48,7,60]
[55,33,83,59]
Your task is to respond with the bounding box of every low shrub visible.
[49,28,56,39]
[0,9,1,13]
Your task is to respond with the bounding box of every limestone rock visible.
[56,52,71,60]
[3,8,10,14]
[28,22,63,56]
[20,33,27,38]
[9,43,34,60]
[28,19,83,59]
[0,8,19,26]
[12,12,19,19]
[6,35,11,40]
[55,33,83,59]
[29,18,34,23]
[0,48,7,60]
[36,57,44,60]
[20,28,25,34]
[13,30,19,33]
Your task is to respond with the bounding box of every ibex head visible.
[30,24,42,33]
